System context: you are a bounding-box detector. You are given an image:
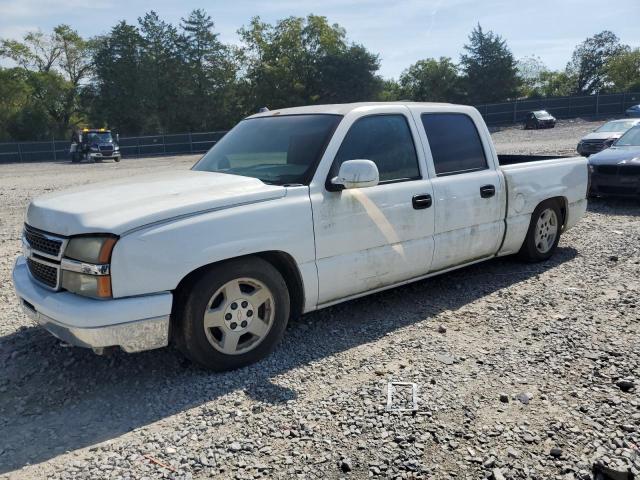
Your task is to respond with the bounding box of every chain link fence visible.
[475,91,640,125]
[0,131,227,164]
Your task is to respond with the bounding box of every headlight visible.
[62,236,117,298]
[65,236,116,263]
[113,145,120,151]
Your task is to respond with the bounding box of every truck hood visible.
[26,171,286,236]
[589,146,640,165]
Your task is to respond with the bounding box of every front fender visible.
[110,187,316,306]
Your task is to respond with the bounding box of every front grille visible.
[24,224,63,257]
[620,165,640,176]
[597,165,618,175]
[597,185,637,195]
[27,258,58,288]
[99,146,114,153]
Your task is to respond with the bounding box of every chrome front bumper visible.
[13,257,171,353]
[20,302,169,353]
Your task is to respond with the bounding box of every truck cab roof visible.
[247,101,455,118]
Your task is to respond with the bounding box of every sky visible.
[0,0,639,79]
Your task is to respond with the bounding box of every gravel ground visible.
[1,118,639,480]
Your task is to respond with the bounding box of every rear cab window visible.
[329,114,421,185]
[420,113,488,176]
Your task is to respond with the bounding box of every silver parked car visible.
[577,118,640,156]
[626,104,640,118]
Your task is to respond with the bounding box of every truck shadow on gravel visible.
[0,247,578,473]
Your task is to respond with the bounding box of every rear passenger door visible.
[410,108,505,271]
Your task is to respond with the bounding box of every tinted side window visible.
[331,115,420,182]
[421,113,488,176]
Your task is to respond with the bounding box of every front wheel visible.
[518,200,562,262]
[175,257,290,371]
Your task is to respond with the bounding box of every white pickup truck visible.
[13,102,588,370]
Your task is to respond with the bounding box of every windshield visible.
[596,120,637,133]
[86,132,113,143]
[534,110,550,118]
[615,126,640,146]
[193,114,341,185]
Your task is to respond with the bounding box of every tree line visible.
[1,11,638,141]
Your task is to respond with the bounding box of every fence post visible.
[513,99,517,123]
[595,93,599,116]
[189,132,193,153]
[162,135,166,155]
[622,92,627,114]
[17,142,23,163]
[52,135,57,161]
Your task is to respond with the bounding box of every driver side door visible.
[309,109,436,306]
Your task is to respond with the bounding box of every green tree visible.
[238,15,381,110]
[605,48,640,92]
[377,79,402,101]
[138,11,186,132]
[0,68,32,141]
[0,25,92,136]
[399,57,461,102]
[566,31,628,94]
[516,55,548,97]
[0,30,61,72]
[179,9,239,130]
[314,44,381,103]
[459,24,520,103]
[92,21,147,134]
[537,70,575,97]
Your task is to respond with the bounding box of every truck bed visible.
[497,154,574,166]
[496,154,588,256]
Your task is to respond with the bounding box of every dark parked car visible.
[577,118,640,156]
[626,104,640,118]
[524,110,556,129]
[589,125,640,198]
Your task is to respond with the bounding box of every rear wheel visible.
[175,257,290,371]
[518,200,562,262]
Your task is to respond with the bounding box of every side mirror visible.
[331,159,379,190]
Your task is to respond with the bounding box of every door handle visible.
[412,194,432,210]
[480,185,496,198]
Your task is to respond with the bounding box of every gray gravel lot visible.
[1,117,639,479]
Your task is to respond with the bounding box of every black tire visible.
[174,257,290,371]
[518,200,562,262]
[114,157,121,163]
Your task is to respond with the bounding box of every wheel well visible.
[540,196,568,229]
[172,251,305,321]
